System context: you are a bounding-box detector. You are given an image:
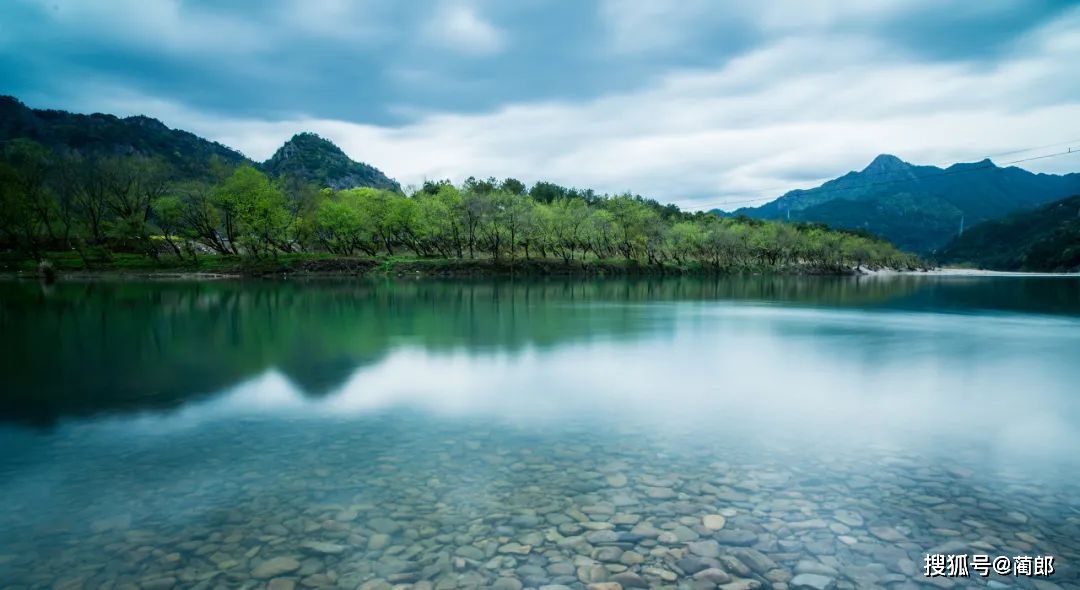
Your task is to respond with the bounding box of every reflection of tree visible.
[1,276,1074,427]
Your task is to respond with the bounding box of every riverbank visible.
[6,253,1074,282]
[860,266,1079,277]
[1,251,898,280]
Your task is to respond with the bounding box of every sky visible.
[2,0,1079,211]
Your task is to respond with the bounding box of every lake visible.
[1,276,1079,590]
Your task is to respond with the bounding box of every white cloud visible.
[598,0,712,55]
[77,6,1080,211]
[274,0,394,42]
[596,0,930,55]
[422,1,506,56]
[22,0,269,55]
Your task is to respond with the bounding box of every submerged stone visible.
[703,514,727,530]
[791,573,836,590]
[252,557,301,579]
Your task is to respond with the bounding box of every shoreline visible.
[3,267,1076,282]
[860,267,1079,278]
[0,255,881,281]
[2,254,1075,281]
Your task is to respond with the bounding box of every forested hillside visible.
[0,140,919,274]
[728,154,1080,253]
[263,133,399,192]
[0,95,247,180]
[935,195,1080,272]
[0,96,398,190]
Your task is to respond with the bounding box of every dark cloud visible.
[8,1,1066,127]
[2,1,1077,210]
[868,1,1076,62]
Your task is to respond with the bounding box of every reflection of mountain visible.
[2,276,1077,427]
[279,357,377,397]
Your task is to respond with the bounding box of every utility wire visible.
[986,138,1080,158]
[704,145,1080,211]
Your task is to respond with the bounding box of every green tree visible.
[215,166,291,258]
[151,195,186,259]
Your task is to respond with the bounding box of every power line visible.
[710,147,1080,209]
[704,145,1080,211]
[987,138,1080,158]
[701,139,1080,209]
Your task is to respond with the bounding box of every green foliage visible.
[936,195,1080,272]
[0,95,248,180]
[730,154,1080,253]
[214,166,293,258]
[0,133,919,273]
[262,132,400,192]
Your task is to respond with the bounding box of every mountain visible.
[935,194,1080,272]
[262,132,400,192]
[727,153,1080,253]
[0,95,248,178]
[0,96,399,191]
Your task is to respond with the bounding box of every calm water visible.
[1,276,1079,590]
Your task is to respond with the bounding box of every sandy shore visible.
[860,267,1078,277]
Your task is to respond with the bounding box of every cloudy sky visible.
[2,0,1079,210]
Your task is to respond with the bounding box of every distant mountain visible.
[0,95,248,179]
[727,154,1080,253]
[262,132,400,192]
[935,194,1080,272]
[0,96,399,191]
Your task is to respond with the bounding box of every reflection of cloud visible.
[71,305,1080,471]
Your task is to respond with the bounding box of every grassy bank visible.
[0,251,879,279]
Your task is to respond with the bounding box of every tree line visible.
[0,139,920,271]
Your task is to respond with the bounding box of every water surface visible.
[1,276,1079,590]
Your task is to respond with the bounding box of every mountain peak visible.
[947,158,996,171]
[124,115,169,131]
[281,131,342,152]
[264,132,400,192]
[0,95,26,109]
[862,153,911,173]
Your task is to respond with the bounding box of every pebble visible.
[693,568,732,584]
[586,530,619,544]
[594,546,623,562]
[13,420,1078,590]
[714,530,758,546]
[251,557,301,579]
[368,517,401,534]
[368,533,391,550]
[644,486,675,499]
[139,576,176,590]
[703,514,727,530]
[832,510,863,527]
[791,573,836,590]
[605,474,628,488]
[299,540,346,555]
[719,580,761,590]
[492,577,523,590]
[610,572,648,588]
[688,539,721,558]
[498,542,532,555]
[868,526,905,542]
